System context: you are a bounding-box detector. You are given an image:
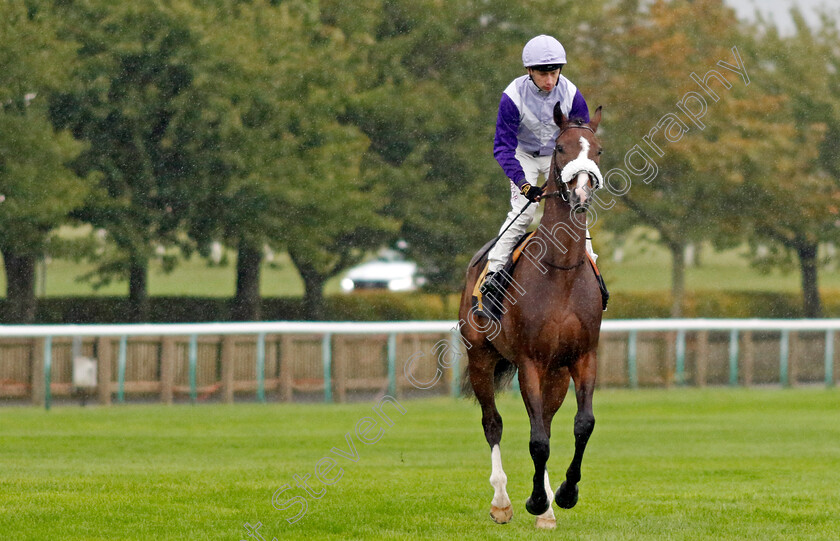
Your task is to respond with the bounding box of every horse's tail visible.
[493,357,518,392]
[460,357,517,398]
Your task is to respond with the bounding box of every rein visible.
[544,257,586,271]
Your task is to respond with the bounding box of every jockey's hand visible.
[520,183,544,202]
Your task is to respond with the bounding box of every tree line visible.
[1,0,839,322]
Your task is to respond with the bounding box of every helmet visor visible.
[530,63,564,72]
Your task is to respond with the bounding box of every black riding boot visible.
[479,271,504,320]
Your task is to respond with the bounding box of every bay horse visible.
[458,103,603,530]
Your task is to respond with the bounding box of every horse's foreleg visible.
[517,362,552,517]
[469,351,512,524]
[556,351,597,509]
[534,367,570,529]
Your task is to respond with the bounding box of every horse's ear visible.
[590,105,602,133]
[554,101,569,129]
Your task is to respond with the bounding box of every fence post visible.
[256,332,266,403]
[779,330,789,387]
[221,335,235,404]
[728,329,739,387]
[44,337,53,411]
[322,333,332,403]
[826,330,835,388]
[188,334,198,403]
[627,330,638,389]
[117,336,127,403]
[675,329,686,386]
[449,330,461,398]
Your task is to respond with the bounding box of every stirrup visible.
[480,271,502,296]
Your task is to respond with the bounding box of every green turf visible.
[1,389,839,540]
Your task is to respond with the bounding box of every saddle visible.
[472,232,609,320]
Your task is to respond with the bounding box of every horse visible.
[458,103,604,530]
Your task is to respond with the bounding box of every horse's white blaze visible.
[489,444,511,508]
[537,469,557,520]
[574,171,589,205]
[577,135,590,158]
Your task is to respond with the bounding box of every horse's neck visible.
[537,192,588,266]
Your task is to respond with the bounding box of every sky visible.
[723,0,837,33]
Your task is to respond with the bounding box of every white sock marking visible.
[537,469,557,520]
[489,444,511,508]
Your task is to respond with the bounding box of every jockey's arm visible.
[493,93,527,189]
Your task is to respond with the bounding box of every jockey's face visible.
[528,68,561,92]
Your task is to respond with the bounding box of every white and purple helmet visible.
[522,35,567,71]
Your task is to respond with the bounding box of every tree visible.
[187,0,397,320]
[0,3,87,322]
[735,9,840,317]
[49,0,220,320]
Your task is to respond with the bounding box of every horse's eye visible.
[556,145,564,153]
[597,149,603,155]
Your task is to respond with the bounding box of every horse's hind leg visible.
[556,351,597,509]
[468,347,512,524]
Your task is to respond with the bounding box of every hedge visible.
[2,290,840,323]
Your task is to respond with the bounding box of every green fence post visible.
[449,330,461,398]
[44,337,52,412]
[322,333,332,403]
[675,329,686,386]
[729,329,739,387]
[189,334,198,403]
[825,330,834,388]
[779,330,789,387]
[256,332,266,403]
[627,330,638,389]
[387,333,397,397]
[117,336,127,404]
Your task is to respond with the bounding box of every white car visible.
[340,260,422,292]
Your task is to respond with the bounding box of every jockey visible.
[481,34,598,301]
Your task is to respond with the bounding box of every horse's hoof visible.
[555,481,579,509]
[535,516,557,530]
[490,505,513,524]
[525,495,550,516]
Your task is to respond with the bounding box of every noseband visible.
[542,124,597,201]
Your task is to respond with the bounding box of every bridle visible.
[541,123,597,201]
[539,123,597,271]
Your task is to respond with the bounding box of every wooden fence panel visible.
[3,324,840,404]
[0,339,32,397]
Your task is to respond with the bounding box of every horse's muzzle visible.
[569,171,594,214]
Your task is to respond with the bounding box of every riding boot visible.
[596,272,609,311]
[479,271,504,320]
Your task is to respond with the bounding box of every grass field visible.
[2,389,839,540]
